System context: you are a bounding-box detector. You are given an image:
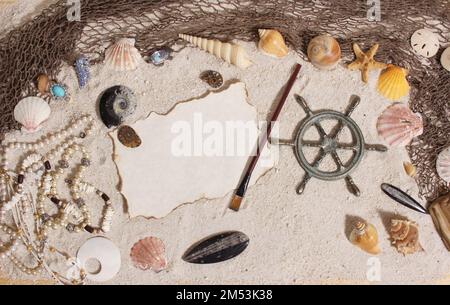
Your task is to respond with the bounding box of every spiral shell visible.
[378,65,410,101]
[437,146,450,183]
[130,237,167,272]
[390,219,423,255]
[14,97,51,133]
[376,104,423,147]
[307,35,341,70]
[258,29,288,58]
[105,38,142,71]
[350,221,381,255]
[179,34,253,69]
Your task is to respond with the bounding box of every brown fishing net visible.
[0,0,449,201]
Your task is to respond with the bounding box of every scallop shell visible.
[105,38,141,71]
[14,97,51,133]
[130,237,167,272]
[307,35,341,70]
[179,34,253,69]
[429,193,450,251]
[390,219,423,255]
[437,146,450,183]
[258,29,289,58]
[376,104,423,147]
[377,65,410,101]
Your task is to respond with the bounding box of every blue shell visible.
[149,48,172,65]
[75,56,91,89]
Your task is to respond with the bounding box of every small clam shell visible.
[403,162,417,178]
[376,104,423,147]
[200,70,223,89]
[37,74,50,94]
[130,237,167,272]
[437,146,450,183]
[117,125,142,148]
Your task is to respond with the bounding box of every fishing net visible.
[0,0,449,201]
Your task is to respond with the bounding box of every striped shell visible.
[105,38,141,71]
[378,65,410,101]
[130,237,167,272]
[437,146,450,183]
[14,97,51,133]
[376,104,423,147]
[179,34,253,69]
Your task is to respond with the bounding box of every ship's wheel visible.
[274,95,388,196]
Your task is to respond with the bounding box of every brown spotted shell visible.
[118,125,141,148]
[390,219,423,255]
[200,70,223,89]
[130,237,167,272]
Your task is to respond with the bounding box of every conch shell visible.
[179,34,253,69]
[258,29,288,58]
[307,35,341,70]
[349,221,381,255]
[390,219,423,255]
[378,65,410,101]
[429,193,450,251]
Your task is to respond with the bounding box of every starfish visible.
[348,43,387,83]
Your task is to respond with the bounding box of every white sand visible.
[0,1,449,285]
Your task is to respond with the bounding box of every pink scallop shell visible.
[376,104,423,147]
[130,237,167,272]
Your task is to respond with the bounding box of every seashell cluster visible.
[437,146,450,183]
[429,193,450,251]
[258,29,289,58]
[378,65,410,101]
[179,34,253,69]
[105,38,142,71]
[390,219,423,255]
[14,97,51,133]
[130,237,168,272]
[376,104,423,147]
[350,221,381,255]
[307,35,341,70]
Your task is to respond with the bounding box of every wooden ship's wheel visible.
[275,95,388,196]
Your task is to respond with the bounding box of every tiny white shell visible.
[105,38,142,71]
[14,97,51,133]
[441,47,450,72]
[410,29,440,58]
[437,146,450,183]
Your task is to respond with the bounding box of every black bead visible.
[17,175,24,184]
[50,197,61,205]
[84,225,95,233]
[44,161,51,171]
[101,194,110,202]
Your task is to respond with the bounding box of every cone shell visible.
[179,34,253,69]
[378,65,410,101]
[429,194,450,251]
[437,146,450,183]
[376,104,423,147]
[307,35,341,70]
[14,97,51,133]
[258,29,288,58]
[390,219,423,255]
[105,38,141,71]
[130,237,167,272]
[350,222,381,255]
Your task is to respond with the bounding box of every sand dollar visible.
[410,29,440,58]
[118,125,142,148]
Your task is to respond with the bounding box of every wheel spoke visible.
[336,143,358,151]
[301,140,322,148]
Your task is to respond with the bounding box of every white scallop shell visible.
[377,104,423,147]
[14,97,51,133]
[437,147,450,183]
[105,38,141,71]
[410,29,440,58]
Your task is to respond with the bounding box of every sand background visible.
[0,0,449,285]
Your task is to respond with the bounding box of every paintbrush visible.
[230,63,302,211]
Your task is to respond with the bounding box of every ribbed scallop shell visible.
[376,104,423,147]
[130,237,167,272]
[105,38,141,71]
[14,97,51,133]
[378,65,410,101]
[258,29,288,58]
[437,146,450,183]
[179,34,253,69]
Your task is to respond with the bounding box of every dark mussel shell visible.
[182,231,249,264]
[99,85,137,128]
